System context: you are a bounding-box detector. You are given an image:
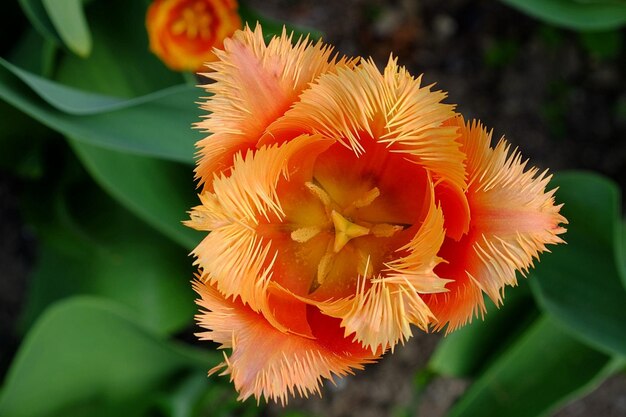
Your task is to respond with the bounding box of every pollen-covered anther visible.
[371,223,404,238]
[353,187,380,208]
[330,210,370,253]
[316,252,334,287]
[305,181,332,208]
[290,226,322,243]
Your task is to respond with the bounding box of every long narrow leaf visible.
[42,0,92,57]
[0,59,200,163]
[447,316,615,417]
[501,0,626,30]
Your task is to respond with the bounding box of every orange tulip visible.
[186,25,567,403]
[146,0,241,72]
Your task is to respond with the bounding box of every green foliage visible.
[41,0,92,57]
[445,317,617,417]
[0,297,230,417]
[501,0,626,30]
[70,140,201,249]
[0,58,200,163]
[429,282,538,378]
[530,172,626,357]
[18,171,195,335]
[578,30,623,59]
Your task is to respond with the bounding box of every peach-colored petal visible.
[264,56,465,190]
[186,135,333,312]
[426,117,567,331]
[312,191,449,352]
[195,25,356,189]
[194,281,379,404]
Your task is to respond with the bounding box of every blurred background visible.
[1,1,625,416]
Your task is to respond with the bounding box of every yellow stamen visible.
[305,181,332,208]
[171,2,213,40]
[371,223,404,238]
[353,187,380,208]
[331,210,370,253]
[290,226,321,243]
[316,252,334,287]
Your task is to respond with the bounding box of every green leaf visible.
[0,99,49,179]
[621,222,626,289]
[19,180,195,335]
[447,316,615,417]
[0,297,215,417]
[0,58,200,163]
[156,372,261,417]
[429,282,538,378]
[501,0,626,31]
[53,0,183,97]
[18,0,62,45]
[42,0,92,57]
[578,30,623,59]
[530,171,626,357]
[69,139,201,249]
[9,29,57,77]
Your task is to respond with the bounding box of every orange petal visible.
[426,117,567,331]
[434,178,470,241]
[187,135,333,312]
[195,24,356,189]
[314,191,450,352]
[265,55,465,190]
[194,281,379,404]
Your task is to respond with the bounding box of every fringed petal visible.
[313,193,449,352]
[426,117,567,331]
[265,56,465,190]
[195,24,356,188]
[194,281,379,405]
[186,135,333,311]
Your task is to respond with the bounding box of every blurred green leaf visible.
[156,372,261,417]
[530,171,626,357]
[0,297,215,417]
[621,222,626,289]
[501,0,626,30]
[42,0,91,57]
[18,0,62,45]
[429,282,538,378]
[0,99,50,179]
[9,29,57,77]
[0,58,200,163]
[447,316,615,417]
[54,0,182,96]
[19,178,195,335]
[69,139,201,249]
[579,30,623,59]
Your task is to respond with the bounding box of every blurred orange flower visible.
[146,0,241,72]
[186,25,567,403]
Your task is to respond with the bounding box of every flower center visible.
[171,1,212,40]
[262,139,430,300]
[289,180,406,291]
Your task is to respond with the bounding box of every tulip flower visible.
[146,0,241,71]
[186,25,567,403]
